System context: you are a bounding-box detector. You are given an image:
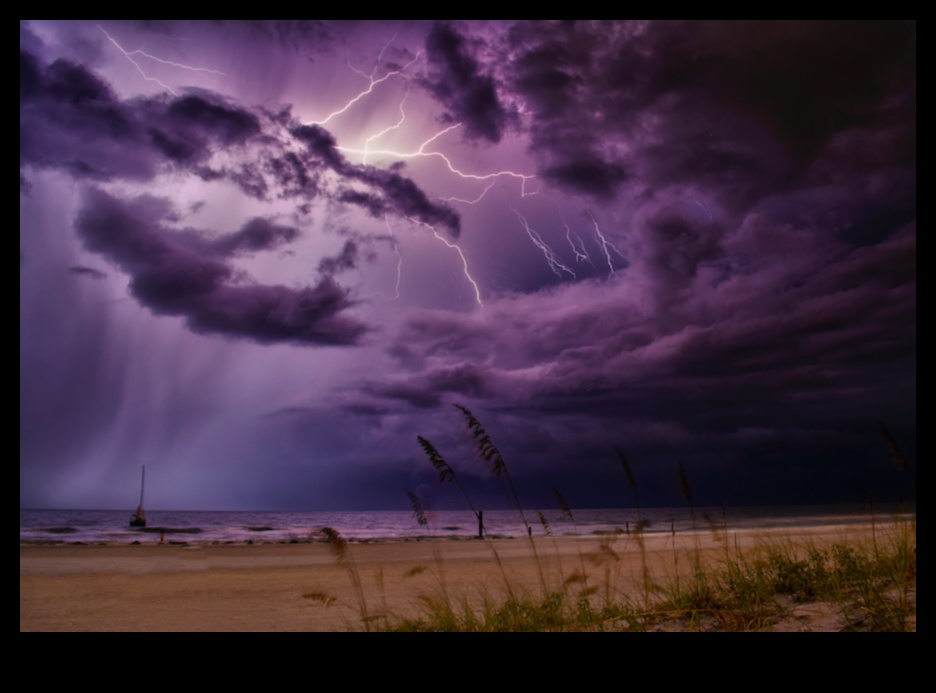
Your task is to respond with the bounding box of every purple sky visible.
[20,21,915,512]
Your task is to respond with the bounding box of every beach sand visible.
[20,524,907,631]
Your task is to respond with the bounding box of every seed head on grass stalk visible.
[319,526,372,629]
[453,403,548,596]
[553,487,574,523]
[553,486,590,591]
[616,447,641,516]
[418,435,456,483]
[677,458,695,521]
[416,431,518,600]
[407,490,428,528]
[454,404,507,477]
[404,489,453,606]
[537,511,553,537]
[453,403,532,537]
[878,423,909,472]
[416,435,484,528]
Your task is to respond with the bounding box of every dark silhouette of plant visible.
[615,447,641,522]
[416,435,483,536]
[453,403,531,537]
[879,423,909,472]
[553,487,573,523]
[677,458,694,519]
[453,404,548,595]
[407,490,428,527]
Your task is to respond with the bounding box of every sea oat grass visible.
[312,424,915,631]
[366,518,916,631]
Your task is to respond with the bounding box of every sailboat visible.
[129,465,146,527]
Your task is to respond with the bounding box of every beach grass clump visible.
[308,421,914,631]
[370,513,916,632]
[387,583,645,632]
[645,515,916,631]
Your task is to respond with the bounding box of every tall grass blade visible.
[879,423,909,472]
[407,490,428,527]
[553,487,573,522]
[453,404,531,536]
[416,434,482,526]
[677,459,694,518]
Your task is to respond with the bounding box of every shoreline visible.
[21,511,913,549]
[22,522,914,631]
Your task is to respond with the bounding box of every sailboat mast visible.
[139,465,145,508]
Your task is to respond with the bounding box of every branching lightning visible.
[97,25,225,97]
[406,218,482,306]
[512,210,576,279]
[587,211,626,279]
[563,221,594,266]
[442,179,498,205]
[347,33,399,81]
[360,92,409,165]
[287,35,545,305]
[693,197,714,221]
[379,216,403,301]
[338,123,536,195]
[303,41,422,127]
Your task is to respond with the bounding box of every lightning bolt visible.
[693,197,714,221]
[587,211,626,279]
[97,25,225,96]
[296,40,536,217]
[303,42,422,127]
[378,216,403,301]
[564,222,594,266]
[347,33,398,80]
[339,123,535,195]
[442,179,498,205]
[360,92,409,166]
[512,210,576,279]
[406,217,482,307]
[290,34,543,305]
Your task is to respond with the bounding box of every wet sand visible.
[20,524,891,631]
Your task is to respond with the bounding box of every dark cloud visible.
[19,51,262,181]
[318,239,360,275]
[20,22,915,510]
[185,280,366,346]
[347,166,461,234]
[291,124,461,233]
[265,151,317,198]
[369,215,914,455]
[504,21,915,206]
[133,20,334,54]
[542,159,628,200]
[68,265,107,280]
[147,92,261,164]
[224,163,270,200]
[422,22,509,143]
[242,20,333,53]
[19,45,464,351]
[208,218,300,256]
[290,124,346,170]
[75,189,367,347]
[20,51,154,179]
[20,51,458,236]
[20,47,43,99]
[365,362,490,409]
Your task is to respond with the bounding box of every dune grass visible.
[372,515,915,632]
[307,408,915,631]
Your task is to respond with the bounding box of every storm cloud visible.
[75,188,367,346]
[21,21,914,511]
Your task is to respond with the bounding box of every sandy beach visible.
[21,523,910,631]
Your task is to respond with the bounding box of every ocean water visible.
[19,504,912,545]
